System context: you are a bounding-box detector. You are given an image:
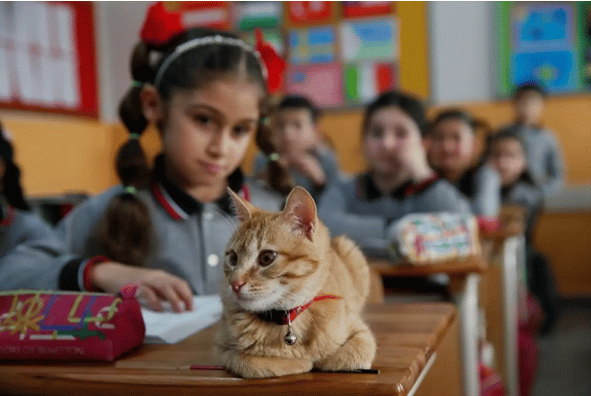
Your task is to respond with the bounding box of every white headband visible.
[153,35,268,88]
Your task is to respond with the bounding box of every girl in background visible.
[489,131,558,334]
[55,24,284,312]
[426,109,501,217]
[0,122,75,291]
[500,83,564,199]
[253,95,340,200]
[318,90,471,258]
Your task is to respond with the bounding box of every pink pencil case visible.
[0,285,145,361]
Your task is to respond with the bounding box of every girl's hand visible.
[91,262,194,313]
[397,140,434,183]
[286,151,326,186]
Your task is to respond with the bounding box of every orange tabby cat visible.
[216,186,376,378]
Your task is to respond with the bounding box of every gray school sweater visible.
[0,200,77,291]
[56,157,283,295]
[452,165,501,217]
[252,147,339,200]
[317,173,472,258]
[500,124,565,199]
[501,179,543,242]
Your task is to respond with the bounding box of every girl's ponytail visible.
[90,42,155,267]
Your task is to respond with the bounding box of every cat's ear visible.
[282,186,317,241]
[228,188,256,222]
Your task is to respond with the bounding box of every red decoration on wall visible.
[0,1,98,118]
[342,2,395,19]
[287,2,334,26]
[141,1,230,45]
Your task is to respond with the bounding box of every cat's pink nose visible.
[231,281,245,294]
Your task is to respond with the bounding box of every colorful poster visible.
[288,26,336,64]
[233,1,282,31]
[342,2,394,19]
[340,17,398,62]
[285,64,343,108]
[241,30,284,55]
[498,2,582,96]
[511,3,573,52]
[286,1,335,27]
[344,62,396,104]
[512,51,578,93]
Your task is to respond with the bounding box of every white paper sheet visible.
[141,295,223,344]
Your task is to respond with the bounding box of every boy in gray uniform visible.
[253,95,340,201]
[500,83,565,199]
[318,91,471,258]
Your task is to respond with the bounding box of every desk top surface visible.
[370,255,487,277]
[0,302,456,396]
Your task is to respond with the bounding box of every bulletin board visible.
[497,2,589,96]
[174,1,428,110]
[0,1,98,118]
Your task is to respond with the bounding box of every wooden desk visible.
[0,303,456,396]
[480,231,526,396]
[371,255,487,396]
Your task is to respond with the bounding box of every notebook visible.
[141,295,223,344]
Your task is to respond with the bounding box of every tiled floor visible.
[533,299,591,396]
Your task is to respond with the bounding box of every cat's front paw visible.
[316,330,376,372]
[223,352,313,378]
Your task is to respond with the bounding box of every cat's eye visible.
[258,250,277,267]
[227,251,238,266]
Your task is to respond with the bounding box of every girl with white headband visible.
[55,23,285,312]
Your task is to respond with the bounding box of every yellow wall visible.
[1,93,589,197]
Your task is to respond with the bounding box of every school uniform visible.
[56,155,283,295]
[317,172,471,258]
[500,124,564,199]
[0,198,77,291]
[252,147,340,200]
[501,178,543,244]
[452,164,501,217]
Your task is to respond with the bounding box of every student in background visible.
[55,26,283,311]
[500,83,565,199]
[426,109,501,217]
[253,95,339,200]
[0,122,75,291]
[318,90,471,258]
[489,131,558,334]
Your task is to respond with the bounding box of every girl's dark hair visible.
[362,90,427,136]
[513,82,546,100]
[278,95,322,122]
[428,108,491,138]
[93,27,287,266]
[0,122,29,211]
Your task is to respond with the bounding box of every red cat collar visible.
[283,294,342,324]
[257,294,342,326]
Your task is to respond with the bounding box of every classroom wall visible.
[429,2,495,103]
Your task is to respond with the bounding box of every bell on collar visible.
[284,312,297,345]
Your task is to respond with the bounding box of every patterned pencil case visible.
[0,285,145,361]
[387,213,481,264]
